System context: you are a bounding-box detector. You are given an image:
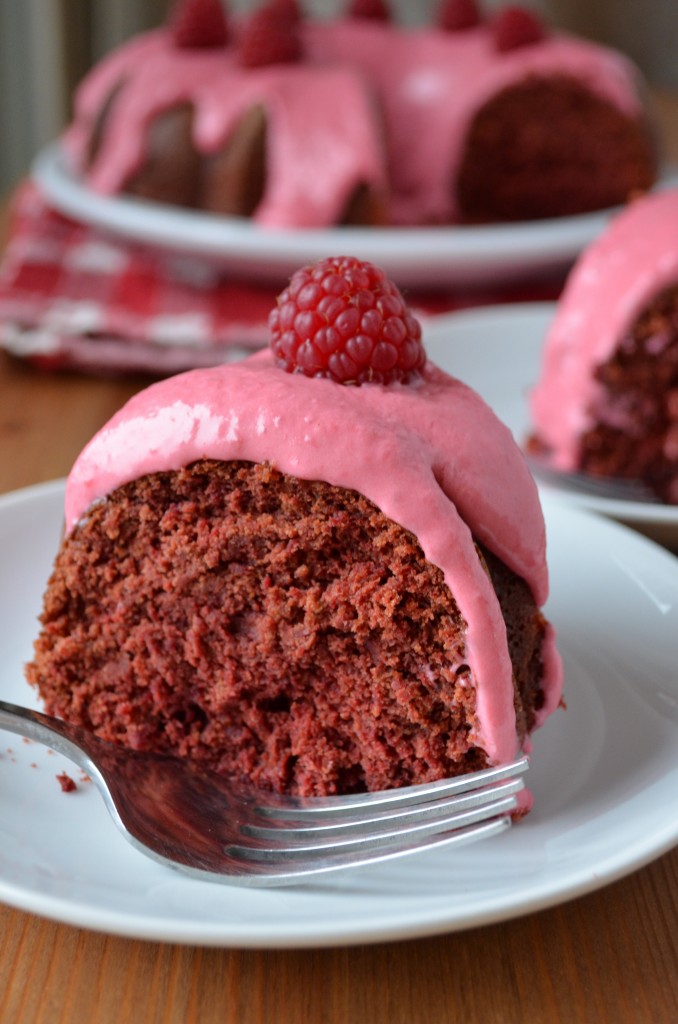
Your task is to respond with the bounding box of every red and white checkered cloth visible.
[0,183,279,374]
[0,182,564,376]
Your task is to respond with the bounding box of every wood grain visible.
[1,92,677,1024]
[1,854,677,1024]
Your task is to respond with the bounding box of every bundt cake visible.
[62,0,657,229]
[27,256,562,798]
[529,189,678,504]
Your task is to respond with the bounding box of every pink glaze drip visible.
[530,190,678,469]
[65,18,646,228]
[66,32,386,229]
[65,352,562,766]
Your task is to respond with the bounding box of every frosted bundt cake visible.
[62,0,657,228]
[529,189,678,504]
[27,256,562,798]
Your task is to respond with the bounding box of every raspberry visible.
[347,0,391,21]
[438,0,483,31]
[269,256,426,385]
[492,6,547,52]
[271,0,301,17]
[170,0,229,49]
[238,0,302,67]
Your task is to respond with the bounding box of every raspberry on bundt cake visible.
[27,256,562,799]
[529,190,678,504]
[62,0,657,228]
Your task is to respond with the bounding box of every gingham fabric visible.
[0,183,277,374]
[0,182,563,376]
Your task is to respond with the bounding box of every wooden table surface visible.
[1,92,678,1024]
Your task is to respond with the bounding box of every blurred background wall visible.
[0,0,676,196]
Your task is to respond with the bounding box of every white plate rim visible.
[31,143,678,286]
[0,478,677,947]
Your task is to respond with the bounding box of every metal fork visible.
[0,699,528,887]
[526,454,659,504]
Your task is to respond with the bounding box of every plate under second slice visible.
[424,302,678,548]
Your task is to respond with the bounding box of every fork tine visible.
[175,815,515,886]
[218,808,515,884]
[233,792,519,860]
[252,756,530,822]
[526,454,657,503]
[0,700,529,887]
[246,777,524,842]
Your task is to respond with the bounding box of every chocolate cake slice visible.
[28,256,562,798]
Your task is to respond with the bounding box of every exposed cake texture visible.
[63,8,656,227]
[28,346,562,797]
[29,461,548,794]
[454,74,655,223]
[529,190,678,503]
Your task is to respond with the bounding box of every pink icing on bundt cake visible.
[63,1,656,228]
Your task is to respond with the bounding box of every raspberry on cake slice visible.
[269,255,425,384]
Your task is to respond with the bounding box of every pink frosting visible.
[65,351,562,766]
[65,18,646,227]
[530,189,678,468]
[65,32,386,230]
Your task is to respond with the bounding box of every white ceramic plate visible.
[1,479,677,947]
[425,303,678,549]
[31,143,678,289]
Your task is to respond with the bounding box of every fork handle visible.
[0,699,95,774]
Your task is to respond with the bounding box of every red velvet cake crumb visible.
[56,771,77,793]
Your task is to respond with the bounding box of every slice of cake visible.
[62,0,657,228]
[529,189,678,503]
[27,256,562,798]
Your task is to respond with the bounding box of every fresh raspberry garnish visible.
[170,0,229,48]
[269,256,426,385]
[271,0,301,18]
[438,0,483,31]
[347,0,391,21]
[492,6,547,52]
[238,0,302,67]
